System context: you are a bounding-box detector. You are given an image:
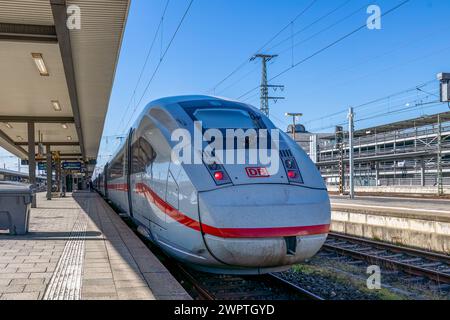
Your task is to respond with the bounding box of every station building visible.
[293,111,450,195]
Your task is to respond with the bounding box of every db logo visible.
[245,167,270,178]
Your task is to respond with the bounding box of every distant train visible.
[0,168,47,191]
[95,96,331,274]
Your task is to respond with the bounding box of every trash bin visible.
[0,182,33,235]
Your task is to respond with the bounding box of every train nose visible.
[198,184,331,268]
[203,234,328,269]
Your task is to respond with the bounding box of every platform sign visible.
[38,162,55,171]
[437,73,450,103]
[62,162,82,170]
[441,82,450,102]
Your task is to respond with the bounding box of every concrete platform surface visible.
[330,195,450,222]
[0,192,191,300]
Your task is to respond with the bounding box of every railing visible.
[323,175,450,187]
[316,140,450,162]
[316,123,450,161]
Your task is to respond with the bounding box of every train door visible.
[148,146,171,242]
[130,136,157,228]
[126,129,134,217]
[166,168,179,212]
[104,164,109,199]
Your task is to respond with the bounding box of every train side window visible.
[131,137,156,174]
[109,153,124,180]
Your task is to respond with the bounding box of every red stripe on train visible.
[134,182,329,239]
[108,183,129,192]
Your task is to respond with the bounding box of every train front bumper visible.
[203,233,328,268]
[198,184,331,268]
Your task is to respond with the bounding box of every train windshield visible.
[193,108,258,129]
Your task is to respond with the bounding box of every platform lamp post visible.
[437,72,450,105]
[285,113,303,142]
[437,73,449,196]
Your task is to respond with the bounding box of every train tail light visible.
[204,161,232,186]
[280,150,304,184]
[214,171,224,181]
[287,170,297,179]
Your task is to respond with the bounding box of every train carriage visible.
[96,95,331,274]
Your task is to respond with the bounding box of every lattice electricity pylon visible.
[251,54,284,117]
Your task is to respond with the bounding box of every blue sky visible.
[1,0,450,170]
[97,0,450,165]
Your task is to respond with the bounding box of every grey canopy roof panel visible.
[0,0,130,162]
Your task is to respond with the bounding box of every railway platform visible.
[0,192,191,300]
[330,195,450,222]
[329,195,450,254]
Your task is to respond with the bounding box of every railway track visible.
[119,214,324,300]
[324,233,450,284]
[175,264,323,300]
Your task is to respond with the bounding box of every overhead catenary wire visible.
[355,100,442,123]
[258,25,441,118]
[311,90,441,131]
[273,1,371,57]
[215,63,260,96]
[230,1,370,100]
[307,86,440,131]
[208,0,319,94]
[236,0,411,100]
[317,43,450,99]
[122,0,195,133]
[213,0,355,96]
[353,89,440,120]
[265,0,355,54]
[303,79,436,126]
[308,93,445,132]
[214,1,352,96]
[118,0,171,133]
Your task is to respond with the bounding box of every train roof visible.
[131,94,258,129]
[144,95,243,109]
[104,95,263,169]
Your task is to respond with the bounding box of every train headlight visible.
[280,150,304,184]
[285,159,295,169]
[208,162,219,171]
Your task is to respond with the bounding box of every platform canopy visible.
[353,110,450,138]
[0,0,130,166]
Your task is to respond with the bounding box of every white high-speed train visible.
[95,95,331,274]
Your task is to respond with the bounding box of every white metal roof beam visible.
[50,0,86,161]
[0,128,28,158]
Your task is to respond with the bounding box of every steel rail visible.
[174,264,325,300]
[329,233,450,262]
[267,273,324,300]
[324,233,450,284]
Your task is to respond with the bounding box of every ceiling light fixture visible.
[4,123,12,129]
[61,123,68,129]
[67,136,72,141]
[31,53,49,76]
[16,136,23,141]
[51,100,62,111]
